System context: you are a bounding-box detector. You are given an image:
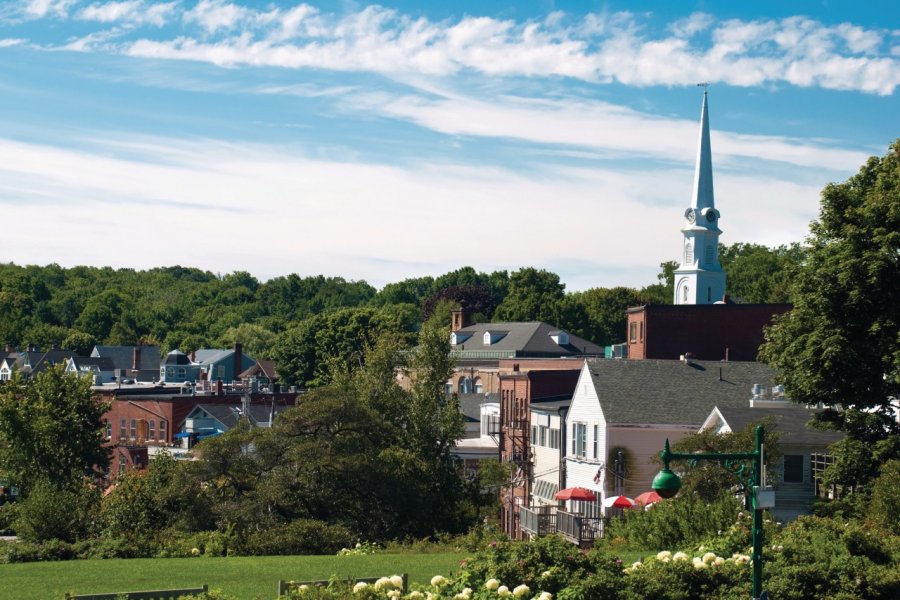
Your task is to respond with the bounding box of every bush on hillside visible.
[233,519,354,556]
[606,493,741,551]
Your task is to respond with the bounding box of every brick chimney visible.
[233,342,243,383]
[451,305,474,332]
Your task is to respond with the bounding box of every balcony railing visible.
[519,505,556,537]
[555,510,602,548]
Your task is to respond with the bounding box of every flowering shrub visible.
[338,541,381,556]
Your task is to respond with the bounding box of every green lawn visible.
[0,552,467,600]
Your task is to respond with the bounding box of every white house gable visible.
[564,362,607,505]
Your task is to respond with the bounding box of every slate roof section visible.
[713,405,843,447]
[586,358,777,426]
[30,350,76,373]
[450,322,602,357]
[163,350,191,366]
[457,392,498,422]
[68,356,116,371]
[91,345,161,371]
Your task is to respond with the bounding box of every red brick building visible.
[498,368,581,539]
[625,303,791,362]
[97,386,299,480]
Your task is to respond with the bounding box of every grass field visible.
[0,552,467,600]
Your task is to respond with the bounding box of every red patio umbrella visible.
[635,490,663,506]
[602,494,637,509]
[554,487,597,501]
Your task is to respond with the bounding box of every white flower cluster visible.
[623,548,756,574]
[482,578,550,599]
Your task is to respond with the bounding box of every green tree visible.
[760,141,900,443]
[638,260,678,304]
[216,323,277,360]
[493,267,566,323]
[0,367,110,494]
[668,418,780,503]
[719,242,803,303]
[62,330,98,355]
[568,287,647,346]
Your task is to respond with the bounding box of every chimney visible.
[190,350,196,362]
[233,342,243,383]
[132,346,141,370]
[216,378,223,395]
[451,305,475,332]
[5,344,14,353]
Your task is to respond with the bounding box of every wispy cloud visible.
[7,2,898,95]
[76,1,177,27]
[341,89,869,171]
[0,133,827,288]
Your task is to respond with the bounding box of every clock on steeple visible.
[673,91,726,305]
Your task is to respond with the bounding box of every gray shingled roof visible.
[714,405,843,447]
[586,358,777,426]
[91,345,161,371]
[451,322,602,357]
[69,356,116,371]
[31,350,76,373]
[457,392,498,422]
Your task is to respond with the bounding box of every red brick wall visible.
[626,304,791,361]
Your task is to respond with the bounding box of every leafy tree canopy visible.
[0,366,110,494]
[760,140,900,441]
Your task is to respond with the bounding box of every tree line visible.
[0,243,802,387]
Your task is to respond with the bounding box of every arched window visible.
[683,286,689,303]
[474,378,484,394]
[458,377,469,394]
[149,419,156,440]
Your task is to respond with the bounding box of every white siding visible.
[564,363,607,499]
[530,409,564,506]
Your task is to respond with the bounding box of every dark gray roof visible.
[451,322,602,357]
[531,399,571,412]
[457,392,498,422]
[189,403,289,430]
[714,405,843,447]
[586,358,777,426]
[69,356,116,371]
[163,350,192,366]
[31,350,76,373]
[91,345,161,371]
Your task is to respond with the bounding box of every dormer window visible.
[450,332,472,346]
[483,331,507,345]
[550,331,569,346]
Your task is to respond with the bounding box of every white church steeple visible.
[673,90,726,305]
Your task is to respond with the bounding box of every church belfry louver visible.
[673,90,726,305]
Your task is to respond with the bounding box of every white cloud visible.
[22,0,75,19]
[184,0,249,34]
[0,133,828,289]
[670,12,714,38]
[345,90,868,171]
[77,1,176,27]
[0,38,26,47]
[123,6,899,94]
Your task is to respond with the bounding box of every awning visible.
[532,479,559,501]
[173,432,192,439]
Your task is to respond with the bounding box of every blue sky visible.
[0,1,897,291]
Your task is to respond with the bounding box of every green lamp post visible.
[652,425,772,600]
